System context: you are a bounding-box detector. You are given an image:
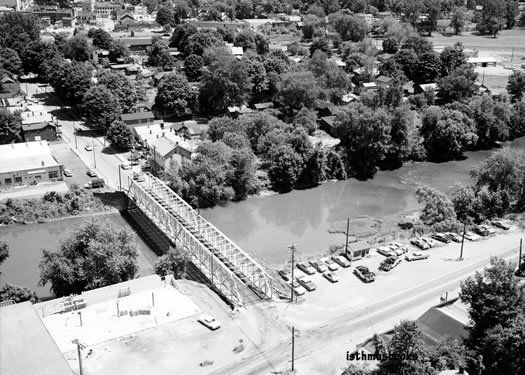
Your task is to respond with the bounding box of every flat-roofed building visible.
[0,141,63,188]
[0,301,75,375]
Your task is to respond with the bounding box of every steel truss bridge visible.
[126,173,273,306]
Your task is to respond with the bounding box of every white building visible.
[0,141,63,188]
[149,135,195,172]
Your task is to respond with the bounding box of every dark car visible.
[431,233,450,243]
[278,269,291,282]
[379,256,401,272]
[354,266,375,283]
[445,232,463,243]
[297,262,316,275]
[491,220,511,230]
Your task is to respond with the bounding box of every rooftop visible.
[120,111,155,122]
[0,141,61,174]
[0,302,74,375]
[349,240,370,252]
[21,122,57,132]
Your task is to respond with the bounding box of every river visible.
[201,137,525,267]
[2,138,525,296]
[0,213,157,299]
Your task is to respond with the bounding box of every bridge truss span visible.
[127,173,273,306]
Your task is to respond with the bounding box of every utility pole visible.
[481,70,486,86]
[288,244,297,302]
[291,326,295,372]
[92,138,96,169]
[511,46,515,63]
[118,165,122,190]
[72,339,84,375]
[459,222,466,261]
[519,238,523,272]
[344,217,350,259]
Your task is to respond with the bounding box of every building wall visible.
[23,127,57,142]
[0,165,62,188]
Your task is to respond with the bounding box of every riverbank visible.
[0,187,107,225]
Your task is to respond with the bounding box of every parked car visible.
[286,281,306,296]
[405,251,430,261]
[87,170,97,177]
[410,238,430,250]
[198,314,221,330]
[84,178,104,189]
[421,237,437,248]
[133,172,146,182]
[473,225,495,236]
[63,168,73,177]
[376,246,396,257]
[323,272,339,283]
[431,233,451,243]
[390,242,408,254]
[332,255,351,268]
[320,257,339,271]
[464,231,481,241]
[84,145,93,151]
[445,232,463,242]
[354,266,375,283]
[278,269,291,282]
[491,220,511,230]
[296,275,317,291]
[309,260,328,273]
[379,256,402,271]
[297,262,316,275]
[120,164,132,170]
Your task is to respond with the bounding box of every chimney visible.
[41,160,45,166]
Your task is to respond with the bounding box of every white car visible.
[405,252,430,261]
[464,231,481,241]
[120,164,132,170]
[286,281,306,296]
[421,237,437,248]
[320,257,339,271]
[323,272,339,283]
[198,314,221,330]
[331,255,351,268]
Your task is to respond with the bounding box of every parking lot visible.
[276,224,523,329]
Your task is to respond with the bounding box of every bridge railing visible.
[127,173,272,306]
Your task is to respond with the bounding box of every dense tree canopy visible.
[48,60,93,104]
[92,29,113,50]
[155,73,196,117]
[82,85,122,130]
[507,70,525,102]
[39,219,138,297]
[0,109,22,144]
[107,120,134,151]
[97,70,138,113]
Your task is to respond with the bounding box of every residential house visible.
[319,116,337,137]
[150,135,194,172]
[21,122,59,142]
[226,105,253,118]
[253,102,274,111]
[0,141,63,188]
[316,101,341,118]
[120,111,155,127]
[414,82,437,94]
[467,56,497,67]
[375,75,393,88]
[360,82,377,94]
[184,122,209,140]
[0,75,24,99]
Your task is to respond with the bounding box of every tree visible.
[413,52,441,84]
[507,70,525,102]
[382,38,399,54]
[39,219,138,297]
[21,40,60,75]
[0,109,22,144]
[293,107,318,135]
[421,107,477,161]
[97,70,138,113]
[155,73,196,117]
[329,12,368,42]
[267,143,305,191]
[429,336,466,371]
[234,30,256,51]
[156,6,174,26]
[48,60,93,104]
[154,247,189,278]
[108,40,131,63]
[0,284,37,303]
[146,37,173,69]
[199,56,251,115]
[401,35,433,55]
[92,28,113,50]
[450,6,468,34]
[416,185,456,225]
[82,85,122,130]
[184,53,203,81]
[460,257,525,375]
[278,71,321,114]
[450,183,477,222]
[505,0,519,29]
[0,12,39,54]
[62,35,90,62]
[510,102,525,138]
[334,104,391,178]
[384,106,414,166]
[254,33,269,55]
[172,0,189,24]
[309,37,331,56]
[170,23,198,51]
[107,120,134,151]
[377,320,436,375]
[438,64,478,103]
[469,95,510,146]
[440,42,467,76]
[183,31,222,56]
[394,49,418,81]
[0,240,8,268]
[0,47,22,75]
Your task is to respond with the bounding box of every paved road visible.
[210,245,521,375]
[27,83,138,189]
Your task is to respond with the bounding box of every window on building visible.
[34,175,42,181]
[4,178,12,184]
[48,171,58,179]
[14,177,22,183]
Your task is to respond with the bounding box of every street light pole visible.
[291,326,295,372]
[92,138,96,169]
[118,165,122,190]
[344,217,350,259]
[459,222,466,261]
[519,238,523,272]
[288,244,297,302]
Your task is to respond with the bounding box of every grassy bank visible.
[0,185,107,225]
